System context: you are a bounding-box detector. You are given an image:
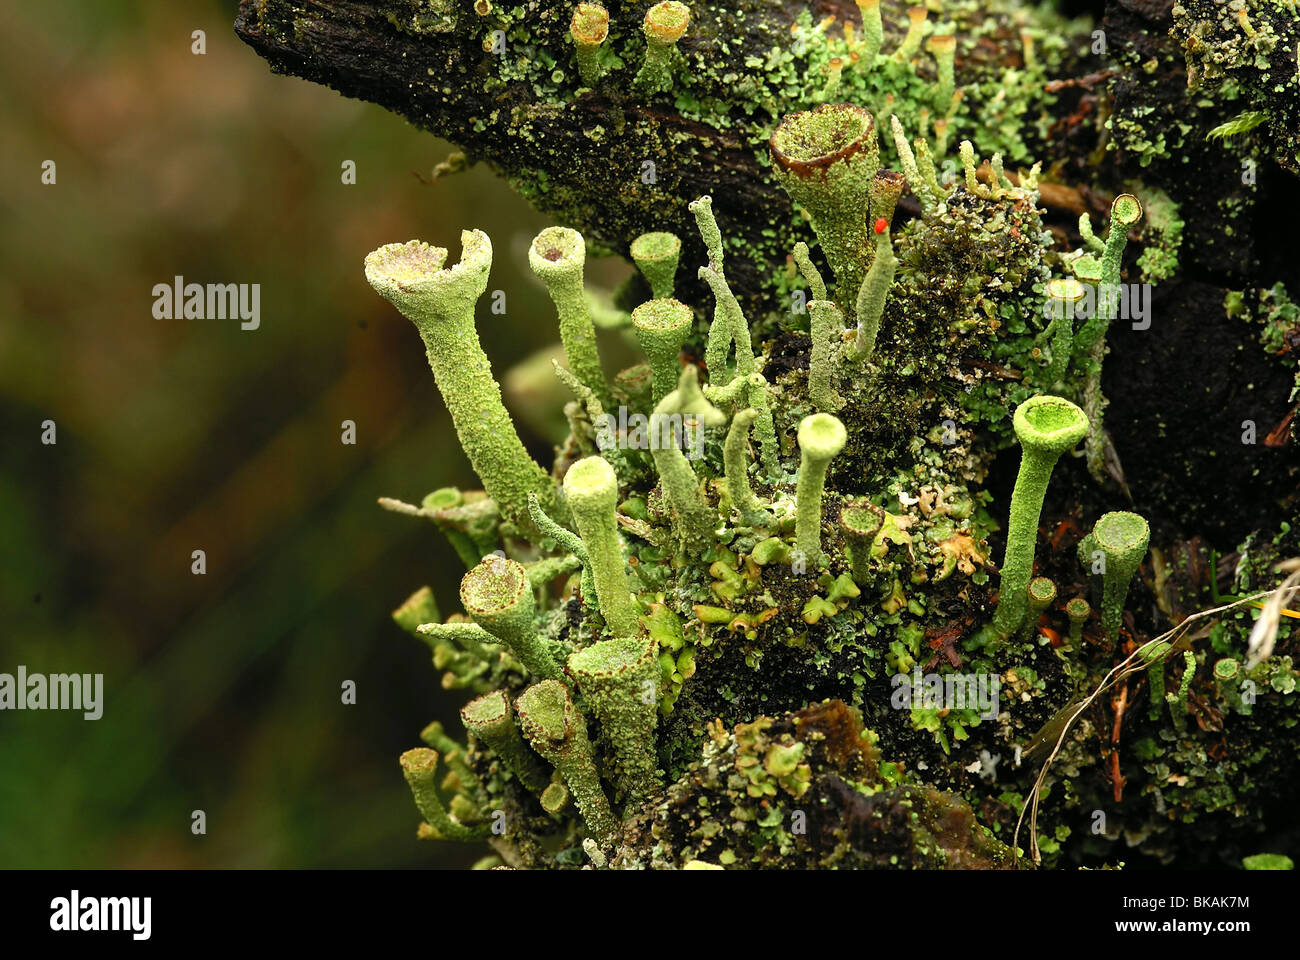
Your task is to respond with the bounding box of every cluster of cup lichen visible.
[359,3,1298,870]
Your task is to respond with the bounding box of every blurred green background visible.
[0,0,630,867]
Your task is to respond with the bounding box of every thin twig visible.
[1011,588,1279,867]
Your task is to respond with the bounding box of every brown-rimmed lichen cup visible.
[771,104,880,312]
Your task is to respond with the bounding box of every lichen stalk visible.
[808,299,846,410]
[634,1,690,96]
[851,222,897,361]
[460,690,551,793]
[795,413,848,565]
[514,680,618,842]
[990,396,1090,639]
[724,408,773,527]
[691,195,753,383]
[1169,650,1196,734]
[793,241,827,301]
[364,233,558,529]
[460,555,564,680]
[650,366,724,544]
[1077,194,1143,482]
[528,490,597,610]
[912,137,945,199]
[563,456,641,637]
[706,371,779,480]
[529,226,613,409]
[566,637,662,806]
[1141,641,1172,721]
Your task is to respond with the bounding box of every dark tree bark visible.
[234,0,1036,308]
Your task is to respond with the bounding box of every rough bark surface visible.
[235,0,1036,308]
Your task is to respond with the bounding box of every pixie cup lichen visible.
[364,233,558,529]
[991,395,1089,639]
[630,231,682,300]
[460,555,563,680]
[400,747,489,841]
[515,679,617,842]
[563,456,640,637]
[1044,277,1085,387]
[771,104,880,312]
[460,690,551,793]
[417,487,482,568]
[841,500,885,584]
[631,298,692,407]
[795,413,848,565]
[1078,511,1150,641]
[1021,576,1057,640]
[868,169,907,231]
[392,586,440,636]
[570,3,609,88]
[529,226,612,409]
[1065,596,1090,644]
[567,636,661,806]
[634,1,690,96]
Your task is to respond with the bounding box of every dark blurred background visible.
[0,0,630,867]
